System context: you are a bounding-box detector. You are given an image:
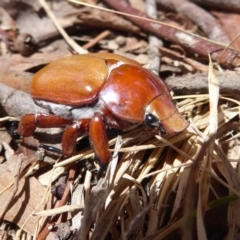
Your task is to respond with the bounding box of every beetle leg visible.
[18,113,73,137]
[89,112,109,165]
[62,119,90,156]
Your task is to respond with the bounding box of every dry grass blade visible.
[3,89,237,239]
[91,195,127,240]
[34,204,85,216]
[196,56,219,240]
[39,0,87,54]
[52,89,240,239]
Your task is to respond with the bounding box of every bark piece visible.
[166,70,240,94]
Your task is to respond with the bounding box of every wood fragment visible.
[103,0,240,68]
[146,0,162,76]
[82,30,111,50]
[189,0,240,13]
[75,8,141,34]
[0,82,48,117]
[157,0,230,43]
[166,70,240,95]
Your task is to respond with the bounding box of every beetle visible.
[18,53,189,164]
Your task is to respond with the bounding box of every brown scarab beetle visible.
[18,53,189,164]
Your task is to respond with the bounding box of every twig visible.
[82,30,111,49]
[189,0,240,13]
[100,0,240,68]
[0,82,48,117]
[165,70,240,95]
[158,45,209,72]
[146,0,162,76]
[157,0,230,44]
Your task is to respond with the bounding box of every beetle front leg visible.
[18,113,73,137]
[62,119,90,156]
[89,112,109,165]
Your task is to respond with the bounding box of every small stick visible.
[146,0,162,76]
[190,0,240,12]
[157,0,230,43]
[99,0,240,68]
[82,30,111,49]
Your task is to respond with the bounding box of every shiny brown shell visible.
[100,64,172,121]
[31,53,140,106]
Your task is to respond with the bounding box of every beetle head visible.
[144,95,189,135]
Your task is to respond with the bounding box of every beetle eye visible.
[145,113,160,128]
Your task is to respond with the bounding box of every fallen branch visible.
[189,0,240,13]
[157,0,230,43]
[166,70,240,95]
[0,82,48,117]
[103,0,240,68]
